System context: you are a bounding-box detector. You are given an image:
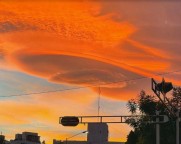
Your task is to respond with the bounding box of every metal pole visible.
[156,110,160,144]
[162,92,175,118]
[176,110,180,144]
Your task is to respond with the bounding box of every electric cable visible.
[0,69,180,98]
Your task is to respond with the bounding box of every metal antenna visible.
[98,86,101,117]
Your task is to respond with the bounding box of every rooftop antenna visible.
[98,86,101,118]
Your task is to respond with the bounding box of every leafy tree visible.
[171,87,181,108]
[126,87,181,144]
[125,130,138,144]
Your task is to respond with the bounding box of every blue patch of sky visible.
[0,69,78,99]
[91,97,128,116]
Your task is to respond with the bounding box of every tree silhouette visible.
[125,130,138,144]
[126,87,181,144]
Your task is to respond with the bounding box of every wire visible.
[0,69,181,98]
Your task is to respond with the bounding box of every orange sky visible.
[0,0,181,143]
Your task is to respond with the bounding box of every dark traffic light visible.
[157,81,173,94]
[60,116,79,126]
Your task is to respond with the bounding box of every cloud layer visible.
[0,1,177,99]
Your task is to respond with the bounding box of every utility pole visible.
[152,78,180,144]
[156,111,160,144]
[176,109,180,144]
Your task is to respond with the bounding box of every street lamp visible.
[65,131,88,144]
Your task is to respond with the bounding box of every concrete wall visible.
[87,123,108,144]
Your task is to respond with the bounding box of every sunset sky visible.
[0,0,181,143]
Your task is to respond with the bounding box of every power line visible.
[0,69,180,98]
